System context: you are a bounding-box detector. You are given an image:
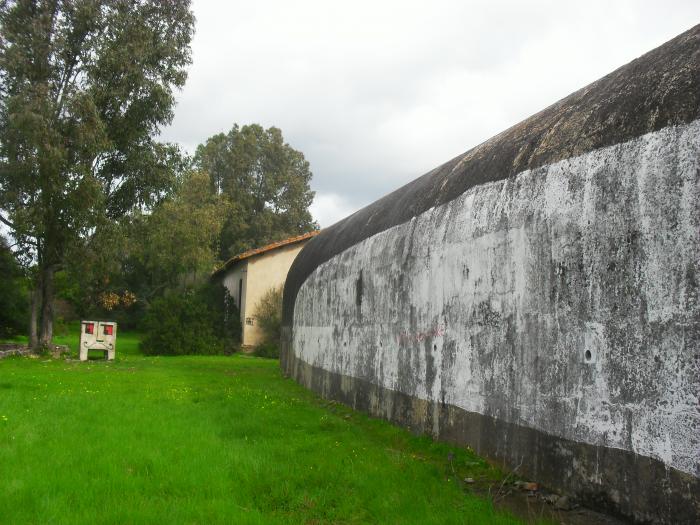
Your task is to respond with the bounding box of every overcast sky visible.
[159,1,700,228]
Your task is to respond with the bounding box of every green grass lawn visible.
[0,329,525,524]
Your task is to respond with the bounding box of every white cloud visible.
[309,192,362,228]
[160,0,700,224]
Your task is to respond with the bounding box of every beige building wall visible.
[222,242,308,347]
[242,242,306,346]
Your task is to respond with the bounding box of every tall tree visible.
[0,0,195,347]
[194,124,317,259]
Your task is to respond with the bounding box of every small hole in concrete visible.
[585,350,592,361]
[343,341,347,347]
[433,344,437,351]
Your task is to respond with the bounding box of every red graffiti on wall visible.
[396,324,445,344]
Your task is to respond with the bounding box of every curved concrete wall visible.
[282,26,700,524]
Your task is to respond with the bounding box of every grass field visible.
[0,328,526,524]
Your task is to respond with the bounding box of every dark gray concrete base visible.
[282,345,699,524]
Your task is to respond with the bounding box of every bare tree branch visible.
[0,212,16,230]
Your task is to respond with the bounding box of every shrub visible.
[255,286,282,342]
[253,286,282,358]
[201,281,241,351]
[253,341,280,359]
[140,289,224,356]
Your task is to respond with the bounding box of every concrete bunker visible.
[281,26,700,524]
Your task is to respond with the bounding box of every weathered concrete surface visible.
[282,26,700,524]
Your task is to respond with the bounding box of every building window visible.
[245,317,254,326]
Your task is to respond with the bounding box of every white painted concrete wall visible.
[292,120,700,477]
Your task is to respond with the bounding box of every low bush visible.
[140,287,227,356]
[255,286,282,342]
[253,286,282,358]
[201,281,241,349]
[253,341,279,359]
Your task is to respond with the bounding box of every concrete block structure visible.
[213,232,318,347]
[281,26,700,523]
[79,320,117,361]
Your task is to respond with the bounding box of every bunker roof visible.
[282,24,700,326]
[212,230,320,278]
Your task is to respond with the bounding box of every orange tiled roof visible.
[213,230,320,277]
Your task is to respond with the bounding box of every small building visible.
[212,231,318,347]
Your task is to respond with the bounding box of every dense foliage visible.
[140,283,240,356]
[52,169,223,329]
[128,171,227,292]
[0,0,195,346]
[100,170,227,318]
[140,290,220,356]
[0,236,28,338]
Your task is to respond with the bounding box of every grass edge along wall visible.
[281,25,700,524]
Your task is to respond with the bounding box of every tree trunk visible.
[39,265,55,347]
[29,280,41,349]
